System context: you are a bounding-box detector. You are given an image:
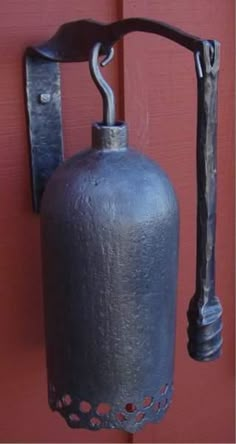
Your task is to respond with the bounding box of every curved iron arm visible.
[25,17,222,362]
[28,18,206,62]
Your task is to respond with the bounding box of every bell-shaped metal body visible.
[37,34,223,433]
[41,121,179,432]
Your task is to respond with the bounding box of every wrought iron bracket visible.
[25,17,218,212]
[25,56,63,212]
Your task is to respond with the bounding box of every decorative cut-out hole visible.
[69,413,80,422]
[160,398,168,408]
[160,383,168,394]
[56,400,63,409]
[143,397,153,408]
[125,403,136,412]
[136,412,145,423]
[90,417,101,427]
[153,401,161,412]
[80,400,92,413]
[96,403,111,415]
[117,412,126,422]
[63,394,72,406]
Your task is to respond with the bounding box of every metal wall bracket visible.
[25,55,63,212]
[24,18,218,213]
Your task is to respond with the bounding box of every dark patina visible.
[24,18,223,432]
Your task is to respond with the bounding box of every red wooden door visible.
[0,1,234,443]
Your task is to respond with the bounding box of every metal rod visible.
[187,41,223,361]
[89,42,115,126]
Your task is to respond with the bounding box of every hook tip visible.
[89,42,116,126]
[100,47,114,67]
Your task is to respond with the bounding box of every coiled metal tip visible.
[187,295,223,361]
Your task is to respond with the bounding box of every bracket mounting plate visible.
[25,54,63,212]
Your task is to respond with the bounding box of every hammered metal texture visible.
[26,17,205,211]
[25,18,223,432]
[187,41,223,361]
[41,143,179,432]
[32,18,204,62]
[25,54,64,212]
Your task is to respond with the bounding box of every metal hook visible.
[89,42,115,126]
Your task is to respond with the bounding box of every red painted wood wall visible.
[0,1,234,443]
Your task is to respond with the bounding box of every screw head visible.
[39,93,51,104]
